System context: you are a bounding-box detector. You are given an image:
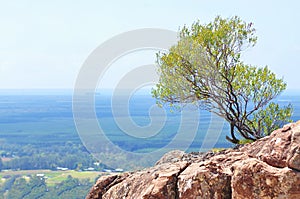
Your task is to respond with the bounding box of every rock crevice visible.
[86,121,300,199]
[173,162,190,199]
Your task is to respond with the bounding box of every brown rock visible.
[155,150,185,165]
[178,162,231,199]
[87,121,300,199]
[287,125,300,171]
[86,173,129,199]
[232,158,300,199]
[89,161,189,199]
[241,121,300,170]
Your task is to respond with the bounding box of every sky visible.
[0,0,299,90]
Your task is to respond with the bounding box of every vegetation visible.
[0,129,112,198]
[152,16,293,143]
[0,142,104,171]
[0,171,101,199]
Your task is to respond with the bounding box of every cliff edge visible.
[87,121,300,199]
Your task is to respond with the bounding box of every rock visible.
[287,122,300,171]
[86,173,129,199]
[240,121,300,170]
[89,161,189,199]
[155,150,185,165]
[87,121,300,199]
[177,162,231,199]
[232,158,300,199]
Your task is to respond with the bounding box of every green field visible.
[0,169,107,186]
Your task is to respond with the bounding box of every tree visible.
[152,16,293,143]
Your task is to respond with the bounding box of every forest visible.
[0,174,97,199]
[0,141,102,171]
[0,139,107,198]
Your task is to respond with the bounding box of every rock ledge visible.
[87,121,300,199]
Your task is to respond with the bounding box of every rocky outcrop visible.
[87,121,300,199]
[240,122,300,171]
[232,158,300,198]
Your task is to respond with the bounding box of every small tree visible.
[152,16,293,143]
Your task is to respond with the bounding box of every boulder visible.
[232,158,300,199]
[87,162,189,199]
[87,121,300,199]
[241,121,300,171]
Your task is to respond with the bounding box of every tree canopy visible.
[152,16,293,143]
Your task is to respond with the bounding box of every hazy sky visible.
[0,0,299,89]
